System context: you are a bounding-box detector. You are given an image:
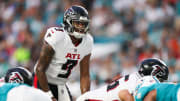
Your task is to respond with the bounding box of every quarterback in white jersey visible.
[43,26,92,84]
[76,58,169,101]
[34,5,93,101]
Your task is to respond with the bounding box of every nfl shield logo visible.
[74,49,77,52]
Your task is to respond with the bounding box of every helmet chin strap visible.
[70,31,85,39]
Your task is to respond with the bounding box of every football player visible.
[119,75,161,101]
[119,75,160,101]
[76,58,169,101]
[0,67,52,101]
[34,5,93,101]
[135,83,180,101]
[0,83,52,101]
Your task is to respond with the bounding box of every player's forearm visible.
[36,66,50,92]
[35,42,55,92]
[80,54,91,94]
[80,75,90,94]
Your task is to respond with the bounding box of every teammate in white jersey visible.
[76,58,169,101]
[34,5,93,101]
[0,83,52,101]
[0,67,51,101]
[119,75,161,101]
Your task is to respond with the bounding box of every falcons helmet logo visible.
[8,72,24,83]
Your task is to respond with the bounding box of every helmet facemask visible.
[67,17,90,39]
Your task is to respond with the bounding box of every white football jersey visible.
[76,72,159,101]
[133,76,160,97]
[77,72,142,101]
[0,83,51,101]
[107,74,159,101]
[106,72,142,100]
[41,27,93,85]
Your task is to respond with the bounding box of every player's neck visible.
[69,35,82,46]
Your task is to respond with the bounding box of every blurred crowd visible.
[0,0,180,98]
[89,0,180,84]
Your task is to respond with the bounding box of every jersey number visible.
[107,80,119,92]
[46,28,63,38]
[58,60,78,78]
[107,75,129,92]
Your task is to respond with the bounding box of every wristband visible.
[45,91,54,98]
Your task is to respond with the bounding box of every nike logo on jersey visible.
[65,53,80,59]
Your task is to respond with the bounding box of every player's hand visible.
[51,97,57,101]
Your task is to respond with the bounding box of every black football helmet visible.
[5,67,33,86]
[63,5,90,39]
[138,58,169,82]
